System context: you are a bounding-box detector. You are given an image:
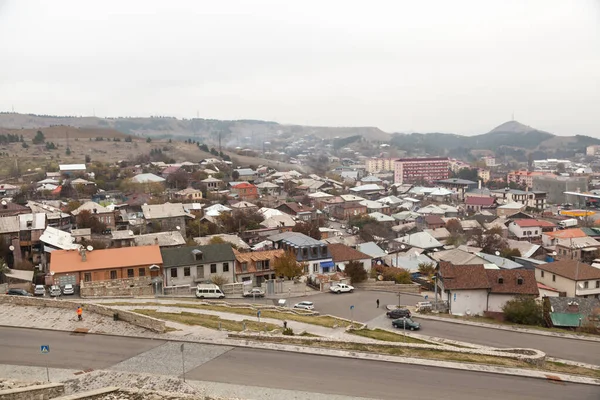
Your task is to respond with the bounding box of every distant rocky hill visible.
[390,121,600,160]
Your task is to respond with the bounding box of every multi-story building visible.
[532,175,589,205]
[449,158,471,174]
[394,157,449,185]
[267,232,333,274]
[506,170,554,189]
[366,158,395,173]
[477,169,490,183]
[490,188,547,210]
[535,260,600,298]
[586,145,600,157]
[533,159,572,171]
[481,156,496,167]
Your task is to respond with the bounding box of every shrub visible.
[345,260,368,284]
[502,296,543,326]
[282,327,294,336]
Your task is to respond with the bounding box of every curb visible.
[413,313,600,343]
[2,324,599,387]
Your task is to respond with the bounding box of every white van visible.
[195,284,225,299]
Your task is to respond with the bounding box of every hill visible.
[390,121,600,160]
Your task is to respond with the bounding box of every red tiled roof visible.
[328,243,371,262]
[465,197,496,206]
[513,219,555,228]
[486,269,539,295]
[50,245,163,273]
[439,262,490,290]
[537,282,560,292]
[544,228,586,239]
[440,262,538,295]
[232,182,256,189]
[424,215,444,225]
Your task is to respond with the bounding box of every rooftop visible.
[328,243,371,262]
[50,245,162,273]
[536,259,600,281]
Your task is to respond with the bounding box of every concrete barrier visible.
[0,383,64,400]
[0,296,166,333]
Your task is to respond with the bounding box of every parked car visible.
[386,308,411,319]
[34,285,46,296]
[243,288,265,298]
[329,283,354,294]
[392,317,421,331]
[62,284,75,295]
[293,301,314,310]
[415,301,433,312]
[49,285,62,297]
[6,288,32,296]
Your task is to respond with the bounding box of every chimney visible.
[154,237,159,245]
[80,248,87,262]
[478,180,482,190]
[567,301,579,313]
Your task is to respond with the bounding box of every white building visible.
[535,260,600,298]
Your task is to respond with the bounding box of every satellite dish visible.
[414,251,419,257]
[495,251,500,256]
[176,226,181,230]
[128,230,134,236]
[87,246,94,252]
[50,271,55,276]
[1,201,6,206]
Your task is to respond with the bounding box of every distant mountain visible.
[390,121,600,160]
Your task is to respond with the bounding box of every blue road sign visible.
[350,305,354,310]
[257,310,261,317]
[41,345,50,354]
[424,295,428,300]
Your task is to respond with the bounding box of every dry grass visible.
[241,336,600,379]
[350,328,434,345]
[107,302,358,329]
[133,309,280,332]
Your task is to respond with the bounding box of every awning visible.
[320,261,335,268]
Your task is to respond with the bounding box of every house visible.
[267,232,333,274]
[368,212,395,224]
[256,181,280,196]
[332,202,367,220]
[0,201,30,218]
[431,248,487,266]
[234,248,284,286]
[276,202,318,222]
[194,234,251,250]
[19,213,46,264]
[393,232,443,252]
[360,200,391,215]
[437,262,539,316]
[231,182,259,201]
[328,243,372,273]
[260,214,296,229]
[421,215,445,230]
[496,202,526,217]
[554,237,600,263]
[173,187,203,201]
[230,201,259,215]
[201,177,224,191]
[465,196,496,213]
[111,230,186,248]
[357,241,387,262]
[59,163,86,176]
[72,201,115,229]
[0,184,19,198]
[142,203,192,237]
[508,219,556,241]
[160,244,235,288]
[39,226,80,271]
[27,201,71,230]
[49,245,163,295]
[131,173,166,184]
[385,252,435,272]
[235,168,257,182]
[542,228,587,247]
[535,260,600,298]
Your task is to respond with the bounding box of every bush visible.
[502,296,543,326]
[282,327,294,336]
[345,260,368,284]
[375,265,412,284]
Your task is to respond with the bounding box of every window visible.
[303,248,308,258]
[498,277,504,284]
[170,269,178,278]
[313,263,319,273]
[139,268,145,277]
[110,270,117,280]
[596,281,599,289]
[210,264,217,273]
[304,264,309,274]
[517,277,523,285]
[541,271,544,278]
[197,265,204,278]
[84,273,91,282]
[584,281,589,289]
[184,267,191,277]
[127,269,134,278]
[552,274,556,282]
[223,262,229,272]
[311,247,318,257]
[241,262,248,272]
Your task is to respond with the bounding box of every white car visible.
[329,283,354,294]
[62,284,75,295]
[49,285,62,297]
[34,285,46,296]
[293,301,314,310]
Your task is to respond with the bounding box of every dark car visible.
[392,317,421,331]
[6,288,33,296]
[386,308,411,319]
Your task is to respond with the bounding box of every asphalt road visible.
[190,347,600,400]
[1,327,597,400]
[0,326,165,370]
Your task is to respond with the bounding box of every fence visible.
[163,284,193,296]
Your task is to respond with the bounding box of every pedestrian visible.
[283,321,287,329]
[77,305,83,321]
[376,299,380,308]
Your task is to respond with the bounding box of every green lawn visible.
[350,328,435,345]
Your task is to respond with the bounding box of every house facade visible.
[508,219,556,241]
[142,203,191,237]
[328,243,372,273]
[160,244,236,288]
[332,202,367,220]
[234,249,284,286]
[231,182,259,201]
[535,260,600,298]
[276,202,317,222]
[268,232,333,274]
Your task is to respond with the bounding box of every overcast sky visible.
[0,0,598,136]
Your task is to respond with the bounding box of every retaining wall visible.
[0,296,166,333]
[0,383,64,400]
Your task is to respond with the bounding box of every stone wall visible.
[354,280,421,294]
[0,296,166,333]
[0,383,64,400]
[80,276,154,298]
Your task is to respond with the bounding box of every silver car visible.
[62,284,74,295]
[34,285,46,296]
[293,301,314,310]
[49,285,62,297]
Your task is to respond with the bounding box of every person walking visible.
[376,299,380,308]
[77,305,83,321]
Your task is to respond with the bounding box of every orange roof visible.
[513,219,555,228]
[544,228,586,239]
[50,245,163,273]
